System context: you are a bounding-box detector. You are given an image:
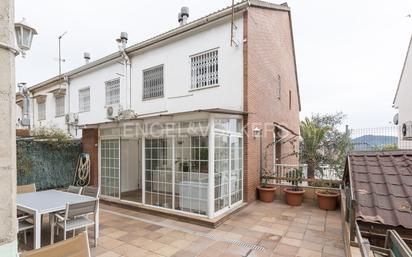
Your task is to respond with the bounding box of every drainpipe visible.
[21,85,31,129]
[64,75,70,134]
[116,32,131,110]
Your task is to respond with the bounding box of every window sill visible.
[189,84,219,92]
[142,95,164,101]
[78,110,90,113]
[55,115,65,118]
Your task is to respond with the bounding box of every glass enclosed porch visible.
[97,113,243,219]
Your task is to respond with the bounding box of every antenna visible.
[58,31,68,78]
[230,0,238,47]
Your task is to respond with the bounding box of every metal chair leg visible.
[50,223,55,244]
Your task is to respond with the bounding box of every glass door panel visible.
[101,139,120,198]
[175,136,208,215]
[230,137,243,204]
[214,134,230,212]
[144,138,173,209]
[120,139,142,203]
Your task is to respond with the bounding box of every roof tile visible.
[347,151,412,229]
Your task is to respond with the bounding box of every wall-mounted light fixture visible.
[253,127,262,139]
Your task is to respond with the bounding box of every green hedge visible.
[17,139,81,190]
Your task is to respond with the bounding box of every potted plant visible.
[257,170,276,203]
[283,168,305,206]
[316,189,340,210]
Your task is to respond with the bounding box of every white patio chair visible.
[17,183,36,218]
[17,183,36,194]
[20,231,91,257]
[55,186,95,237]
[18,214,34,245]
[50,199,98,247]
[67,185,82,194]
[81,186,99,198]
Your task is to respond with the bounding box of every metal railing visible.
[349,126,412,151]
[352,222,412,257]
[263,164,342,187]
[385,230,412,257]
[355,222,371,257]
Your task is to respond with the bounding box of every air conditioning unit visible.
[402,121,412,140]
[65,113,79,124]
[106,104,122,120]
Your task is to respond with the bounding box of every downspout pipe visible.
[118,44,131,110]
[64,75,71,134]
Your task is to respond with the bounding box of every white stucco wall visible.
[69,63,125,126]
[130,17,244,115]
[395,43,412,126]
[394,40,412,148]
[23,15,244,138]
[31,84,68,132]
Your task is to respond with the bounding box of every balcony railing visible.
[263,164,342,187]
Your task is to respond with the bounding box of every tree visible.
[299,118,330,179]
[300,112,351,179]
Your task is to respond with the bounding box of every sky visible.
[15,0,412,129]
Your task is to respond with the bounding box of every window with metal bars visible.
[143,65,164,100]
[38,102,46,121]
[79,88,90,112]
[105,78,120,105]
[191,49,218,89]
[55,95,65,117]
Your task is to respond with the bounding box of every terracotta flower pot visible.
[283,188,305,206]
[316,190,339,210]
[257,186,276,203]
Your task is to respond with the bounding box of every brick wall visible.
[243,7,300,202]
[81,128,99,186]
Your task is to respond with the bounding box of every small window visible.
[289,90,292,110]
[79,88,90,112]
[105,78,120,105]
[191,49,218,89]
[38,102,46,121]
[143,65,164,99]
[276,75,281,100]
[55,95,65,117]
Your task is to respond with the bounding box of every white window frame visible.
[143,65,164,100]
[55,95,65,117]
[190,49,219,90]
[105,78,120,105]
[79,87,90,112]
[37,102,46,121]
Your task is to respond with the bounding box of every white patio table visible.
[16,189,99,249]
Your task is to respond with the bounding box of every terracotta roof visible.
[345,151,412,229]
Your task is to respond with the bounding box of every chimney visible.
[116,32,128,49]
[178,7,189,26]
[84,52,91,64]
[120,32,128,43]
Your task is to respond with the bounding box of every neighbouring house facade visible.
[393,35,412,148]
[16,0,300,221]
